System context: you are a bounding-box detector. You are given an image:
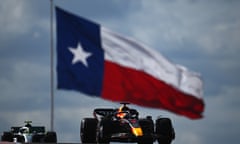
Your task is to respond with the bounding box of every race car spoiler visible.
[93,108,139,118]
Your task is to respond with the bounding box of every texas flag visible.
[56,7,204,119]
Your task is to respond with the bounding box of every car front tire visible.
[156,118,175,144]
[80,118,98,143]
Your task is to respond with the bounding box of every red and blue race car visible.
[81,103,175,144]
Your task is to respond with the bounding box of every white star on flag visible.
[68,43,92,67]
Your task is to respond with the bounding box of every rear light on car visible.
[130,119,137,123]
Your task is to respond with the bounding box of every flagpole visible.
[50,0,54,131]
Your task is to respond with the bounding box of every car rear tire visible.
[44,131,57,143]
[16,135,25,143]
[32,134,45,142]
[97,119,111,144]
[156,118,175,144]
[138,117,154,144]
[80,118,98,143]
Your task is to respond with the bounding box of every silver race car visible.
[1,121,57,143]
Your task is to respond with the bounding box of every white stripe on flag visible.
[101,27,203,99]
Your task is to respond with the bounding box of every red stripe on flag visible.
[101,61,204,119]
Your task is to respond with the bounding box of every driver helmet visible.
[19,127,29,134]
[117,105,130,118]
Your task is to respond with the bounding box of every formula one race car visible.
[80,103,175,144]
[1,121,57,143]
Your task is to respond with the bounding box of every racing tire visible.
[16,135,25,143]
[97,119,111,144]
[80,118,98,143]
[1,132,13,142]
[44,131,57,143]
[32,134,45,142]
[138,118,154,144]
[156,118,175,144]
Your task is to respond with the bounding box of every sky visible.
[0,0,240,143]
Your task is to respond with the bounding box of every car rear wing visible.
[93,108,139,119]
[11,126,45,133]
[94,108,116,117]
